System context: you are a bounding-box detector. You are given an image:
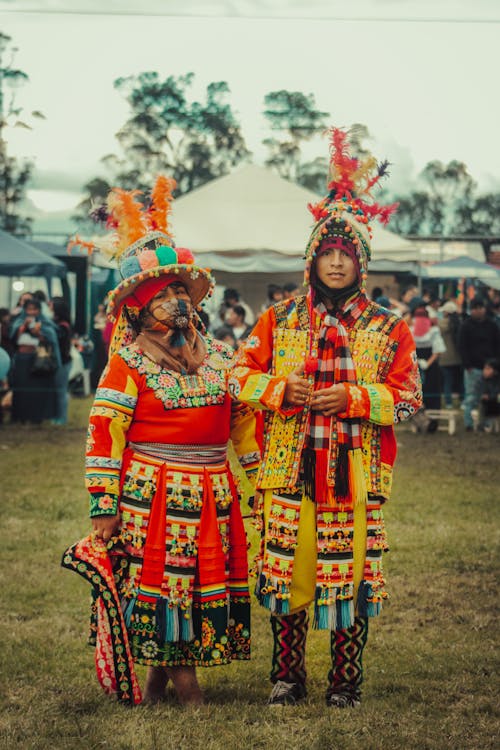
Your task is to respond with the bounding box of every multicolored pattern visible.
[254,490,388,628]
[61,535,142,705]
[270,611,309,685]
[231,294,422,498]
[120,338,230,410]
[114,448,250,666]
[327,616,369,699]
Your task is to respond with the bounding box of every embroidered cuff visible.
[89,492,119,517]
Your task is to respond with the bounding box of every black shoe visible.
[326,689,361,708]
[268,680,307,705]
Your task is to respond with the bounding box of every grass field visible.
[0,397,499,750]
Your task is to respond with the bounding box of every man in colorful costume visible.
[228,129,422,707]
[62,177,260,706]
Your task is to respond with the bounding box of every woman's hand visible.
[310,383,348,417]
[283,365,311,407]
[92,514,121,542]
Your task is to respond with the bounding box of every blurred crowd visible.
[0,289,88,425]
[1,280,499,431]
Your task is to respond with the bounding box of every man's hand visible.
[92,514,121,542]
[284,365,311,407]
[310,383,348,417]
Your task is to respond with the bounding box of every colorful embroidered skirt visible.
[254,489,389,629]
[97,443,250,668]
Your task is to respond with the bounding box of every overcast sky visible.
[0,0,499,222]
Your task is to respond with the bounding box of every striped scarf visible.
[303,297,364,508]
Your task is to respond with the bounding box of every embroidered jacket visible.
[86,334,260,517]
[228,294,422,500]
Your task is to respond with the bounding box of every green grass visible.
[0,399,499,750]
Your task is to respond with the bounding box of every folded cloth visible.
[61,534,142,705]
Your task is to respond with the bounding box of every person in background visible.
[370,286,384,301]
[426,291,442,321]
[91,301,110,389]
[213,324,237,350]
[32,289,53,320]
[225,304,253,344]
[10,292,34,320]
[218,287,255,328]
[51,296,73,425]
[260,283,284,312]
[437,300,463,409]
[9,297,61,424]
[283,281,300,300]
[399,284,419,323]
[478,358,500,431]
[458,296,500,432]
[0,345,11,424]
[0,307,14,356]
[409,297,445,433]
[228,128,421,708]
[486,287,500,328]
[62,177,260,707]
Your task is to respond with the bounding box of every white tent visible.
[172,164,421,271]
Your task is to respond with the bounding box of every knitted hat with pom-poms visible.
[304,127,398,293]
[67,176,214,322]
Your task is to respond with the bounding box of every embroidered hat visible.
[305,128,398,290]
[68,176,214,322]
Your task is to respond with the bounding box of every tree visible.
[388,191,441,235]
[456,193,500,235]
[420,159,475,234]
[109,73,247,189]
[389,159,479,236]
[0,32,43,236]
[74,72,250,227]
[262,90,329,183]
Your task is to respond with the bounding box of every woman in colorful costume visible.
[228,129,422,707]
[62,178,260,706]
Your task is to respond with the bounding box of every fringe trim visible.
[255,572,290,616]
[123,595,195,643]
[313,584,355,630]
[356,580,385,618]
[349,448,368,507]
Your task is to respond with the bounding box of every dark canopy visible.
[0,229,66,278]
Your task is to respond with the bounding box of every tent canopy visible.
[0,229,66,277]
[172,164,421,270]
[421,255,500,281]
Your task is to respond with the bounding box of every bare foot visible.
[143,666,169,704]
[166,666,204,706]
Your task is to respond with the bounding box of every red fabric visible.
[194,470,226,588]
[124,274,177,309]
[136,460,168,599]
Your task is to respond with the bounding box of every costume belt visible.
[128,441,228,465]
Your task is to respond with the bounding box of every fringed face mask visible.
[146,285,194,331]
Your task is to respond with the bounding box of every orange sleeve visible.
[227,308,291,414]
[339,319,423,425]
[85,354,138,517]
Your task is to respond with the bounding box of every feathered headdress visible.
[68,175,214,322]
[305,127,398,288]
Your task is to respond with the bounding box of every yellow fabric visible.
[263,489,367,615]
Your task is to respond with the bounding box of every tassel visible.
[335,444,350,504]
[155,598,166,640]
[314,448,330,505]
[165,605,180,643]
[337,597,355,629]
[357,581,382,618]
[302,446,316,502]
[349,449,368,506]
[181,610,194,642]
[122,596,136,628]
